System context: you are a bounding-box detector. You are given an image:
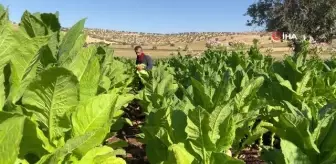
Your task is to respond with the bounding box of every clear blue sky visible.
[0,0,258,33]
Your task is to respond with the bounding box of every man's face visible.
[135,48,143,56]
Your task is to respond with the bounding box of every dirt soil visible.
[118,101,148,164]
[115,100,265,164]
[239,147,266,164]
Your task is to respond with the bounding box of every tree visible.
[245,0,336,42]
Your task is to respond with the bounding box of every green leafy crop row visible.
[2,4,336,164]
[136,41,336,163]
[0,5,136,164]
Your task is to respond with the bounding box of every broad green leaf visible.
[7,30,50,105]
[320,146,336,164]
[314,107,336,163]
[14,158,30,164]
[266,113,320,158]
[35,154,53,164]
[108,91,134,119]
[171,110,188,143]
[0,72,5,110]
[58,18,86,62]
[142,108,172,163]
[71,94,116,136]
[106,138,128,149]
[64,154,80,163]
[241,121,272,148]
[215,113,235,152]
[35,12,62,64]
[212,70,235,107]
[0,23,14,109]
[282,101,305,117]
[79,55,100,100]
[32,12,61,66]
[34,12,61,33]
[274,73,296,93]
[319,118,336,154]
[164,143,195,164]
[0,5,9,25]
[281,139,312,164]
[59,32,87,67]
[99,76,111,92]
[186,107,215,161]
[138,66,178,105]
[20,117,55,158]
[240,74,249,88]
[62,45,95,76]
[145,137,169,164]
[73,125,110,156]
[0,23,12,105]
[22,67,79,146]
[62,46,100,101]
[234,76,264,110]
[40,32,58,66]
[260,146,286,164]
[313,110,335,144]
[0,5,6,12]
[0,111,16,123]
[0,115,25,164]
[210,153,244,164]
[0,18,13,70]
[208,103,234,151]
[155,71,178,97]
[295,71,311,96]
[78,146,116,164]
[142,126,174,148]
[36,128,108,163]
[19,11,47,37]
[190,78,213,110]
[92,152,126,164]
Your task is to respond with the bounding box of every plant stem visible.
[259,135,263,147]
[271,132,275,148]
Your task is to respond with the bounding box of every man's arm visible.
[145,55,153,70]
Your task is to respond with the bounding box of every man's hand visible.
[136,64,146,71]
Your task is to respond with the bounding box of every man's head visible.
[134,46,143,56]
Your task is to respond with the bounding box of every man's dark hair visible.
[134,45,142,51]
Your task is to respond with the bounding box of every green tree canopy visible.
[245,0,336,42]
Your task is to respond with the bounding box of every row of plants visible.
[0,6,138,164]
[134,41,336,163]
[2,4,336,164]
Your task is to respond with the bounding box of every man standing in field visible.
[134,46,153,71]
[134,46,153,90]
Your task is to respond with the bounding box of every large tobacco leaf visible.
[7,29,50,105]
[35,127,111,163]
[78,146,126,164]
[0,112,55,163]
[62,45,100,101]
[0,113,25,164]
[0,22,14,109]
[71,94,114,136]
[58,18,86,63]
[22,67,79,146]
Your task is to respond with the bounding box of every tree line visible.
[245,0,336,43]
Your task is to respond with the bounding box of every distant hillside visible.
[60,27,267,46]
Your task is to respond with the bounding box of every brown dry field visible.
[87,33,333,59]
[11,23,334,59]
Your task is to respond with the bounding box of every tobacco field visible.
[1,5,336,164]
